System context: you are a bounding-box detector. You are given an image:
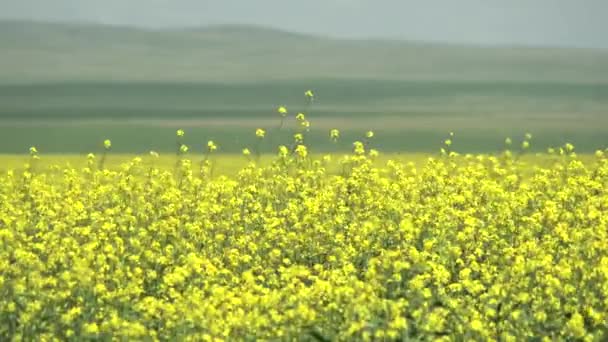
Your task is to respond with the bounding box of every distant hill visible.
[1,20,608,84]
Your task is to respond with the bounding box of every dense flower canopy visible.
[1,145,607,340]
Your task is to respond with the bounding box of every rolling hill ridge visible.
[1,20,607,83]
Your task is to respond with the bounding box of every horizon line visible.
[1,17,607,51]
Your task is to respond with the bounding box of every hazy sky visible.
[1,0,607,48]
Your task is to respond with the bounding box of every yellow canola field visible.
[1,148,608,341]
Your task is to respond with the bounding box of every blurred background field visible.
[1,21,607,154]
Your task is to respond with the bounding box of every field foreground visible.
[1,148,608,340]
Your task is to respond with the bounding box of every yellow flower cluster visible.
[1,143,608,340]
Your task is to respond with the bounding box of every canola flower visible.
[277,106,288,117]
[330,129,340,142]
[28,146,40,162]
[1,122,608,339]
[294,144,308,158]
[294,133,304,144]
[256,128,266,138]
[566,142,575,152]
[278,145,289,157]
[207,140,217,152]
[103,139,112,150]
[353,141,365,155]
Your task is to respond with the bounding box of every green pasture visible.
[1,80,607,154]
